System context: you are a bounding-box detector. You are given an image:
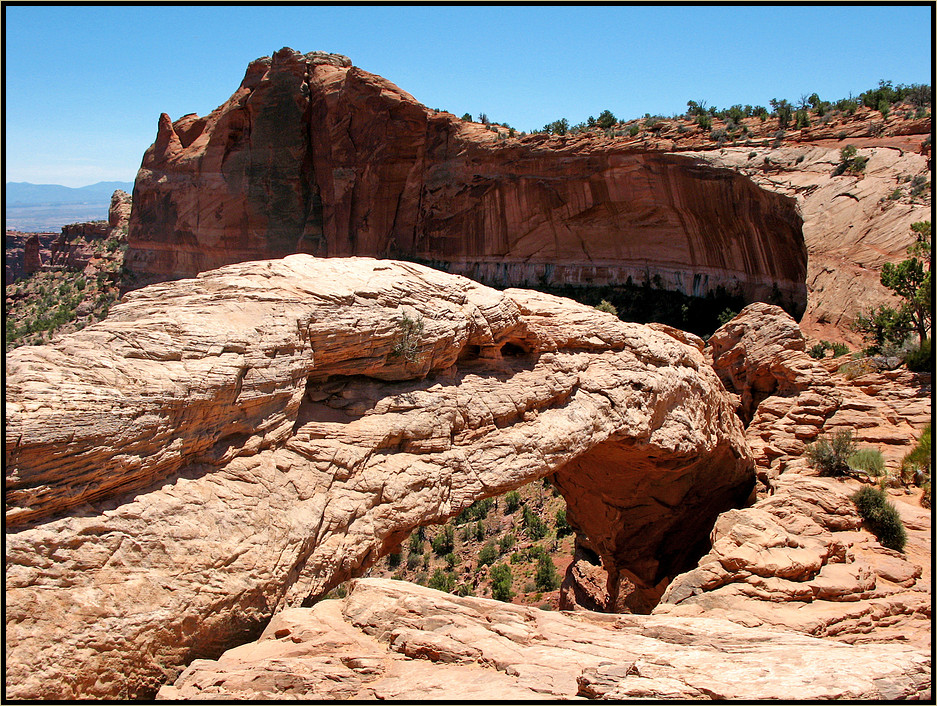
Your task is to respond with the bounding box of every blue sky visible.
[4,3,933,187]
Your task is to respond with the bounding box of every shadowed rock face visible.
[126,47,807,315]
[5,255,753,699]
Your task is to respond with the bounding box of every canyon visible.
[4,48,931,701]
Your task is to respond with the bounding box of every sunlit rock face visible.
[5,255,753,699]
[126,48,807,315]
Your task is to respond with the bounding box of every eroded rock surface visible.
[5,255,752,699]
[690,145,931,346]
[126,47,807,313]
[656,474,931,648]
[708,302,930,486]
[157,578,931,700]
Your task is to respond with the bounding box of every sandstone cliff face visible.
[687,145,931,346]
[5,255,752,699]
[126,48,807,314]
[157,578,930,700]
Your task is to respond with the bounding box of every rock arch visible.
[5,256,753,698]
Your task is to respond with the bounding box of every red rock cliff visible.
[127,48,807,314]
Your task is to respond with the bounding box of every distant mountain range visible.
[5,181,134,207]
[5,181,135,232]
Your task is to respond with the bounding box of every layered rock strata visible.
[655,474,931,649]
[689,145,931,346]
[5,255,752,699]
[708,302,930,486]
[126,48,807,314]
[157,578,931,700]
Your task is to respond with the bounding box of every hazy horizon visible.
[4,4,933,187]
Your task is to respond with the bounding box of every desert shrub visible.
[716,308,737,326]
[909,175,930,198]
[504,490,521,514]
[555,508,573,538]
[595,299,618,316]
[629,124,640,137]
[478,113,489,125]
[428,568,456,593]
[461,113,472,121]
[808,342,829,359]
[490,564,513,601]
[596,109,617,129]
[474,520,485,541]
[499,532,516,554]
[830,342,850,357]
[456,497,493,524]
[522,505,548,540]
[390,312,424,362]
[387,551,402,569]
[432,525,455,555]
[455,582,474,597]
[477,542,498,567]
[903,338,932,372]
[900,425,931,505]
[697,114,712,131]
[806,429,857,477]
[848,448,885,477]
[408,532,424,555]
[445,552,457,569]
[710,128,727,143]
[534,555,560,592]
[888,187,902,201]
[852,486,906,551]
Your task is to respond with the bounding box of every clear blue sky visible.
[4,3,933,187]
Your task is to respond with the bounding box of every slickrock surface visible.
[653,303,932,648]
[656,474,931,649]
[688,145,931,346]
[708,302,930,486]
[126,48,807,313]
[5,255,752,699]
[157,577,931,700]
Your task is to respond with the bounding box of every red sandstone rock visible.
[126,48,807,314]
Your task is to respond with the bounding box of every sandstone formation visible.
[688,145,931,346]
[708,302,930,487]
[4,190,132,283]
[647,303,932,649]
[157,578,931,700]
[655,474,931,649]
[126,48,807,315]
[5,255,752,699]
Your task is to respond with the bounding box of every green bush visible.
[432,525,455,556]
[499,532,516,554]
[490,564,513,601]
[461,113,472,121]
[904,338,932,372]
[848,448,885,477]
[428,568,456,593]
[504,490,521,514]
[477,542,498,567]
[456,497,493,524]
[629,124,640,137]
[852,486,907,551]
[829,342,849,357]
[595,300,618,316]
[809,342,828,359]
[534,555,560,591]
[390,313,424,362]
[901,425,931,507]
[555,509,573,538]
[596,109,617,129]
[522,505,548,540]
[806,429,857,477]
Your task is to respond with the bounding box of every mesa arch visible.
[5,256,753,699]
